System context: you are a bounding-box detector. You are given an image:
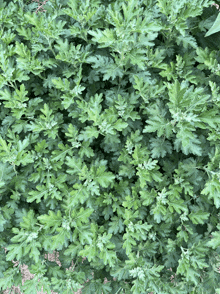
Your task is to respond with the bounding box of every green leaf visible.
[0,267,23,292]
[63,241,82,260]
[188,210,210,225]
[37,210,62,233]
[23,240,42,264]
[168,199,187,214]
[122,232,137,255]
[51,228,71,251]
[78,225,93,245]
[68,183,90,206]
[20,274,52,294]
[113,119,128,131]
[78,126,100,142]
[205,13,220,37]
[206,225,220,249]
[99,248,117,267]
[94,166,115,188]
[201,178,220,208]
[108,216,124,234]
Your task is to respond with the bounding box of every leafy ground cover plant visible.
[2,0,220,293]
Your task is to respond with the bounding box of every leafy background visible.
[2,0,220,293]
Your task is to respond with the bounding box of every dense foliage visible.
[1,0,220,293]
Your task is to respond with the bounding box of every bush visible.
[1,0,220,293]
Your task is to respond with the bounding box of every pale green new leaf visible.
[205,13,220,37]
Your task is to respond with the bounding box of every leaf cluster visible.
[1,0,220,293]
